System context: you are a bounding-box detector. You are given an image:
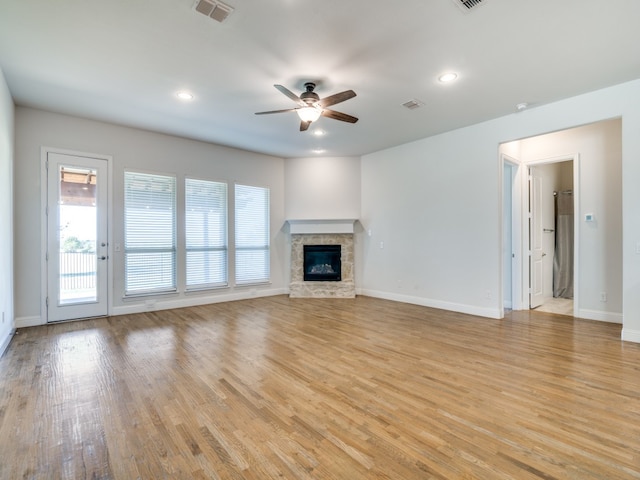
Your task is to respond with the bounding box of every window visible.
[185,178,228,289]
[124,171,176,295]
[235,183,270,284]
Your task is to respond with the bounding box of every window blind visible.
[124,171,176,295]
[235,184,270,285]
[185,178,228,289]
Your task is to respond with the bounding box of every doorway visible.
[501,118,622,321]
[44,151,110,322]
[529,161,574,315]
[501,152,578,317]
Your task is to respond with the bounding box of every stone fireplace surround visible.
[288,220,356,298]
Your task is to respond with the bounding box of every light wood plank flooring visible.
[1,295,639,479]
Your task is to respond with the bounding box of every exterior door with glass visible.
[46,152,109,322]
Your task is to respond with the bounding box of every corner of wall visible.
[0,67,16,356]
[621,328,640,344]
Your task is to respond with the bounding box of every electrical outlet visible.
[486,290,492,300]
[600,292,607,302]
[379,241,384,249]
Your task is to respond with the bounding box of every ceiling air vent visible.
[194,0,234,23]
[451,0,486,13]
[402,99,425,110]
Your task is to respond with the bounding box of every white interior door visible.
[46,152,109,322]
[529,167,544,309]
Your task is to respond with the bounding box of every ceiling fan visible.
[255,82,358,131]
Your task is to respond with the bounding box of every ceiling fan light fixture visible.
[297,107,322,123]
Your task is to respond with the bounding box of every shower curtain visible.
[553,191,574,298]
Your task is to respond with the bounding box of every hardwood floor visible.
[1,296,639,479]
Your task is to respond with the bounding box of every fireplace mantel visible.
[287,219,357,235]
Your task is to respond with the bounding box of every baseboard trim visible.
[0,329,16,357]
[357,289,502,319]
[621,328,640,343]
[16,316,44,328]
[576,309,623,324]
[112,288,287,316]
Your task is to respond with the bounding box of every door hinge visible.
[46,251,49,261]
[46,297,49,307]
[528,288,532,294]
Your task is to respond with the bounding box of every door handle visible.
[99,256,107,260]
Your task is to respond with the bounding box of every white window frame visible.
[185,177,228,291]
[124,170,177,296]
[234,183,270,285]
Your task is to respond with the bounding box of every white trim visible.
[500,154,524,315]
[111,288,286,316]
[621,329,640,343]
[576,309,623,324]
[0,329,15,357]
[16,316,44,328]
[287,219,357,234]
[357,289,502,319]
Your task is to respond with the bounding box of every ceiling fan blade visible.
[321,109,359,124]
[274,84,305,106]
[317,90,356,108]
[300,120,311,132]
[255,108,297,115]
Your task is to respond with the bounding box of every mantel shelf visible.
[286,219,357,235]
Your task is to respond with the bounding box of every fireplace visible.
[288,226,355,298]
[304,245,341,281]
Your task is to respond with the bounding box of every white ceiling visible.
[1,0,639,158]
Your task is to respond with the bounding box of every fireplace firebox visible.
[303,245,341,281]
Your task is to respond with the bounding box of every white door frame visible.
[500,155,524,314]
[500,152,580,316]
[40,147,113,323]
[529,167,545,309]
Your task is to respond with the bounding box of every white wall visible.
[359,79,640,343]
[14,107,287,325]
[518,121,621,321]
[285,156,360,220]
[0,68,14,356]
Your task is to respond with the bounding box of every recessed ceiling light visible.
[176,91,194,100]
[312,149,326,154]
[438,72,458,83]
[312,129,325,137]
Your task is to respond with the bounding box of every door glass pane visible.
[58,165,98,305]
